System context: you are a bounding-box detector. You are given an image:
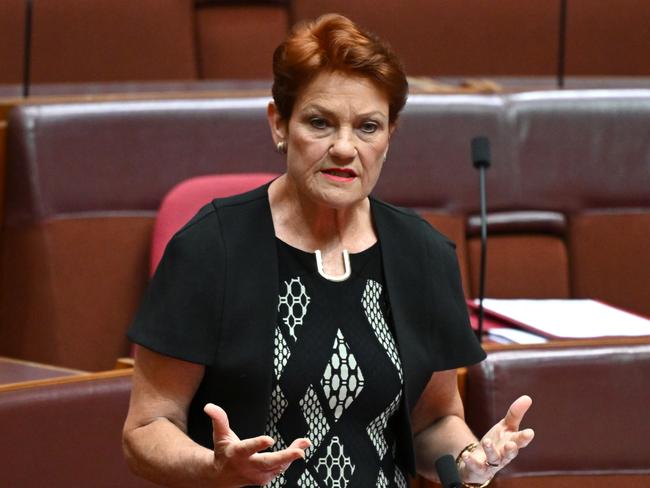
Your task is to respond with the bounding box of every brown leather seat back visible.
[0,372,156,487]
[386,94,573,299]
[570,212,650,317]
[509,91,650,213]
[377,94,511,211]
[3,91,649,372]
[465,344,650,487]
[464,220,571,301]
[509,90,650,316]
[0,97,281,370]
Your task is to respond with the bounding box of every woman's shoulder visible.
[370,196,456,249]
[212,182,270,210]
[172,203,220,243]
[173,184,270,240]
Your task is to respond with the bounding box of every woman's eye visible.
[310,117,328,129]
[360,121,379,134]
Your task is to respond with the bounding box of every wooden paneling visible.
[292,0,560,76]
[566,0,650,75]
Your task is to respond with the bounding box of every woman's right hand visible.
[204,403,311,487]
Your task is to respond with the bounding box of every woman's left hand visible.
[459,395,535,485]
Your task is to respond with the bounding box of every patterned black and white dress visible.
[264,239,407,488]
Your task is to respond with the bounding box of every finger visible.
[204,403,234,441]
[481,438,501,466]
[258,463,291,487]
[510,428,535,448]
[461,451,489,475]
[253,447,306,471]
[274,462,291,475]
[501,440,519,464]
[503,395,532,431]
[230,435,276,458]
[287,438,312,450]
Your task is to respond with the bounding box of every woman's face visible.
[269,71,393,210]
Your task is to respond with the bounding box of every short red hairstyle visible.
[272,14,408,124]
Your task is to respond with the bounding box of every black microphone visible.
[471,136,491,342]
[435,454,462,488]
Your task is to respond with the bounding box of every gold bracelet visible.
[455,442,491,488]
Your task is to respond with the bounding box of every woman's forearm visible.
[123,417,220,488]
[413,414,478,482]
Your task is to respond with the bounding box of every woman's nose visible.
[329,129,357,160]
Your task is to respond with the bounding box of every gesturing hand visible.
[459,395,535,485]
[204,403,311,487]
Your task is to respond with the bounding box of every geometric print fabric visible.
[362,280,403,382]
[278,277,311,341]
[264,241,405,487]
[321,329,365,420]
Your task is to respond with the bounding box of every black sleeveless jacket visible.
[128,183,485,477]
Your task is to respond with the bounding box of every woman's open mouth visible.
[320,168,357,182]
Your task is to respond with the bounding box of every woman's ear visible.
[267,102,288,145]
[383,123,396,162]
[388,120,398,137]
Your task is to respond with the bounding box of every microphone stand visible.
[23,0,34,98]
[471,137,491,342]
[477,164,488,341]
[557,0,568,89]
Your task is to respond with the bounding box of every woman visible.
[123,14,534,487]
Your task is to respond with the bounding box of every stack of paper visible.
[479,299,650,341]
[486,327,548,344]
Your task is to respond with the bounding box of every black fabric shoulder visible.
[420,217,485,370]
[369,196,421,220]
[370,196,484,373]
[370,195,457,248]
[212,181,270,209]
[128,203,225,365]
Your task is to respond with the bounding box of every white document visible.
[481,299,650,339]
[487,327,548,344]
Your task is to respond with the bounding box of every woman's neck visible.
[268,175,377,256]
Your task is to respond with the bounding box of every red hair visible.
[272,14,408,124]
